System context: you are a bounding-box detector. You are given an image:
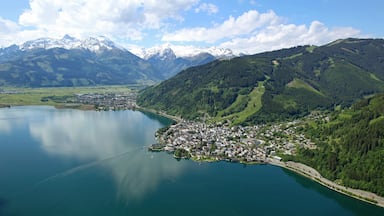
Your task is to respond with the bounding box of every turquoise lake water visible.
[0,106,383,216]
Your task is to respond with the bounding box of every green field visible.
[215,81,265,125]
[0,85,137,108]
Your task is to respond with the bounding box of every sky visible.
[0,0,383,55]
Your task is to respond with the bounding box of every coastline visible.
[268,159,384,208]
[145,109,384,208]
[136,106,182,122]
[5,102,383,208]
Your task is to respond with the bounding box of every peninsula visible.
[149,112,384,208]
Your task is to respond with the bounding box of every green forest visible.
[138,38,384,124]
[287,94,384,196]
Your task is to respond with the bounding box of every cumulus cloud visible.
[0,17,21,46]
[0,1,363,55]
[219,20,361,54]
[162,10,280,43]
[195,3,219,15]
[162,9,361,54]
[0,17,19,33]
[16,0,198,41]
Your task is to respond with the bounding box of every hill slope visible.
[137,38,384,123]
[290,94,384,196]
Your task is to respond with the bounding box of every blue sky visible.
[0,0,383,55]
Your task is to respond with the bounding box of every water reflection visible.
[0,120,11,134]
[28,109,185,201]
[0,106,54,134]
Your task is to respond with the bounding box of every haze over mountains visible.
[0,35,236,87]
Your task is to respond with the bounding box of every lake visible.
[0,106,383,216]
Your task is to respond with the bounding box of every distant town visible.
[73,92,137,111]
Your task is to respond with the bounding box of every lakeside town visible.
[149,116,318,163]
[67,91,320,164]
[73,92,137,111]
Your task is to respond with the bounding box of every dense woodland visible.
[287,94,384,196]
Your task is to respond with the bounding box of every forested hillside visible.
[290,94,384,196]
[138,38,384,124]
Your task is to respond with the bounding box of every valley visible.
[0,36,232,87]
[0,85,137,109]
[1,37,384,209]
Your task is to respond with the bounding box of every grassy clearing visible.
[214,81,265,125]
[370,73,381,82]
[284,52,303,60]
[369,116,384,125]
[287,78,325,96]
[305,46,317,53]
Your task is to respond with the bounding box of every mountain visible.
[17,35,122,52]
[0,36,160,87]
[137,38,384,124]
[137,45,236,79]
[0,36,227,86]
[138,45,236,60]
[144,47,216,79]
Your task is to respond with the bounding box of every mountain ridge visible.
[0,35,229,86]
[137,38,384,124]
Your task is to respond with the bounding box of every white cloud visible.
[162,9,361,54]
[0,17,19,33]
[0,2,364,55]
[0,17,22,46]
[0,0,198,46]
[250,0,257,5]
[162,10,280,43]
[219,21,361,54]
[195,3,219,15]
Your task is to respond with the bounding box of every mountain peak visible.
[18,35,124,53]
[62,34,76,41]
[135,44,238,60]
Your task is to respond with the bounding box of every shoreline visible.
[268,159,384,208]
[136,106,182,122]
[4,104,383,208]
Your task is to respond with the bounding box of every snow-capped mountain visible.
[142,47,177,61]
[136,43,224,78]
[0,35,238,86]
[0,36,161,87]
[205,47,237,59]
[19,35,123,53]
[136,44,237,60]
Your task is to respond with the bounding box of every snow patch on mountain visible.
[11,35,238,60]
[132,44,238,60]
[19,35,124,53]
[172,45,237,59]
[141,44,177,60]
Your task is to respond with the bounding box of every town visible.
[149,116,318,163]
[74,92,137,111]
